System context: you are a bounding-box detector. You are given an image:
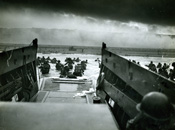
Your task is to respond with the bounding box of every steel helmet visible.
[172,62,175,67]
[136,92,174,121]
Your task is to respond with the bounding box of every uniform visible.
[126,92,175,130]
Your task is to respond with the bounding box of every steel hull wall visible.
[97,43,175,129]
[0,39,38,101]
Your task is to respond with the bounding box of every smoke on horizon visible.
[0,4,175,48]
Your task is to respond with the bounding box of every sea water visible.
[37,53,175,89]
[122,56,175,70]
[37,53,101,89]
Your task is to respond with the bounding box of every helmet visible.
[172,62,175,67]
[136,92,174,121]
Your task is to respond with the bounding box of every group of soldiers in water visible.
[37,56,88,78]
[146,61,175,81]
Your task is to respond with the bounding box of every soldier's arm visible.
[126,119,136,130]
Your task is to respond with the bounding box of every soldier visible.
[36,56,41,66]
[157,62,162,69]
[55,60,63,70]
[169,69,174,81]
[158,68,169,78]
[81,61,87,70]
[65,58,74,69]
[132,60,136,63]
[170,62,175,81]
[60,66,70,77]
[41,56,46,63]
[75,57,80,62]
[65,57,74,64]
[146,61,157,73]
[172,62,175,68]
[46,56,51,61]
[51,57,57,63]
[40,61,50,74]
[126,92,175,130]
[73,64,83,76]
[162,63,169,70]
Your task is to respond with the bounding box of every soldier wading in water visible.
[126,92,175,130]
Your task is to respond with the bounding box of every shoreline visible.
[1,44,175,57]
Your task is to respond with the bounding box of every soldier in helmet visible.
[146,61,157,73]
[170,62,175,81]
[126,92,175,130]
[40,60,50,74]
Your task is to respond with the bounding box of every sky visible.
[0,0,175,48]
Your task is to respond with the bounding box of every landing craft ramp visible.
[0,102,119,130]
[34,77,93,103]
[0,78,120,130]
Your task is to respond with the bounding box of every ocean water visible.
[37,53,101,88]
[37,53,175,88]
[122,56,175,70]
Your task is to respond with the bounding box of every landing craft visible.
[0,39,175,130]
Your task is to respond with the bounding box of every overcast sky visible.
[0,1,175,48]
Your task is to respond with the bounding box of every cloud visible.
[0,7,175,48]
[1,8,174,33]
[1,0,175,25]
